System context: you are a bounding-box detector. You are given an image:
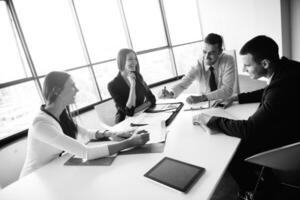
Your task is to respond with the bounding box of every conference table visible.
[0,94,259,200]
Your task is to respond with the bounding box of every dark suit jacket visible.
[108,72,156,123]
[207,57,300,158]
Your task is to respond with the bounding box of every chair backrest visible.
[245,142,300,187]
[224,50,240,95]
[94,99,117,128]
[0,138,27,188]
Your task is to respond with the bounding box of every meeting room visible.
[1,0,300,199]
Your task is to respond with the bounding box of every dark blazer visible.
[108,72,156,123]
[207,57,300,158]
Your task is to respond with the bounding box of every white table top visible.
[0,96,258,200]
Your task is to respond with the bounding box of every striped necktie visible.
[209,66,217,91]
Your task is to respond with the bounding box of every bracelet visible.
[96,130,110,139]
[103,130,111,138]
[95,130,103,139]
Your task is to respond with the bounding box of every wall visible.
[290,0,300,61]
[280,0,291,58]
[197,0,283,74]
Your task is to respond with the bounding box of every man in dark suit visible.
[193,35,300,198]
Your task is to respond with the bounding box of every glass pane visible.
[94,61,119,100]
[0,81,42,140]
[122,0,167,51]
[13,0,87,75]
[74,0,128,62]
[163,0,202,45]
[138,49,174,84]
[69,68,100,109]
[173,43,202,75]
[0,2,30,84]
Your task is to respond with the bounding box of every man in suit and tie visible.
[159,33,236,104]
[193,35,300,198]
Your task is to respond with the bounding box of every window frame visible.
[0,0,204,145]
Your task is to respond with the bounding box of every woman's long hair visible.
[43,71,78,139]
[116,48,150,91]
[117,48,140,73]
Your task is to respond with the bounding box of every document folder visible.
[145,102,183,126]
[64,155,116,166]
[119,142,165,155]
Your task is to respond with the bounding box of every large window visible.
[74,0,128,62]
[122,0,167,51]
[94,61,119,100]
[163,0,202,45]
[173,42,202,75]
[1,0,204,141]
[0,2,30,84]
[0,81,41,140]
[13,0,87,75]
[138,50,174,84]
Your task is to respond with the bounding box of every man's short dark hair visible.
[204,33,223,50]
[240,35,279,63]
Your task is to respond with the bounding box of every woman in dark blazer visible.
[108,49,156,123]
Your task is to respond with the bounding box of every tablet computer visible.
[144,157,205,193]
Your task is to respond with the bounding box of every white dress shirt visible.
[20,111,109,177]
[171,52,235,100]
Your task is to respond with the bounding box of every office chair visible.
[0,138,27,188]
[224,50,240,95]
[245,142,300,199]
[94,99,117,129]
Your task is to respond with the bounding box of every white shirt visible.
[171,52,235,100]
[266,72,274,85]
[20,111,109,177]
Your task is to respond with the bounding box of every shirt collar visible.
[266,72,274,85]
[204,53,223,71]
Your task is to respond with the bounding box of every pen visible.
[162,86,167,97]
[130,123,149,127]
[184,107,209,111]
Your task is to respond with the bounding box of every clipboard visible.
[145,102,183,126]
[119,142,165,155]
[64,155,116,166]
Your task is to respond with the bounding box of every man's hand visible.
[192,113,212,126]
[186,95,208,104]
[212,96,238,109]
[158,86,174,99]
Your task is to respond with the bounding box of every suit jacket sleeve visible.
[207,85,282,149]
[238,89,264,104]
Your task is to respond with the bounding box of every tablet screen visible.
[144,157,205,193]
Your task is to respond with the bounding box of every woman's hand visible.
[128,130,149,147]
[115,129,135,139]
[127,72,136,86]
